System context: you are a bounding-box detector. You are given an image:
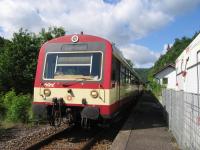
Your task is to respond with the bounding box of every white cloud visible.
[121,44,159,68]
[0,0,199,67]
[153,0,200,15]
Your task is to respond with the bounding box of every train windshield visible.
[43,52,102,81]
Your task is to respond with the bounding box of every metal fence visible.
[162,89,200,150]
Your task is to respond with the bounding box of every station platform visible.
[111,92,178,150]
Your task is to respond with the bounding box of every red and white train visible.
[32,34,143,127]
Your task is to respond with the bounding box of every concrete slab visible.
[111,92,179,150]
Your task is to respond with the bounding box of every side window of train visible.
[126,70,129,84]
[112,57,116,81]
[131,74,134,84]
[120,65,126,85]
[112,56,120,82]
[124,68,127,84]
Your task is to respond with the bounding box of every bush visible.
[3,90,32,123]
[0,93,6,120]
[149,80,162,98]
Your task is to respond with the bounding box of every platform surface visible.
[111,92,178,150]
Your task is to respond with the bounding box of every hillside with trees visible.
[148,31,200,95]
[134,68,150,83]
[149,31,200,80]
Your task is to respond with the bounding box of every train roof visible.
[45,34,110,44]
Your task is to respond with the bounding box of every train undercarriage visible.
[45,98,101,129]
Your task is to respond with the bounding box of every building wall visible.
[154,67,176,90]
[165,70,176,89]
[175,33,200,94]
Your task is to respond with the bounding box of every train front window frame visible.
[43,51,103,81]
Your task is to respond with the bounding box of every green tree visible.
[134,68,150,83]
[0,27,65,93]
[3,90,31,123]
[0,29,39,92]
[39,26,65,44]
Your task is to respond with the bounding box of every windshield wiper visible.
[62,77,92,87]
[74,77,93,80]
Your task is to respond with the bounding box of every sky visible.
[0,0,200,68]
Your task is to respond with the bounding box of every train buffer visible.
[111,92,179,150]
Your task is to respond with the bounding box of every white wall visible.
[154,67,176,90]
[175,33,200,94]
[165,70,176,89]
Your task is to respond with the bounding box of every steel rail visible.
[26,125,73,150]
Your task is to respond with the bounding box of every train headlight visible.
[71,35,79,43]
[90,90,99,98]
[44,89,51,97]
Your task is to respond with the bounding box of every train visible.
[32,33,143,127]
[176,33,200,94]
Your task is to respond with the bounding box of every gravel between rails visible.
[40,126,99,150]
[39,102,137,150]
[39,113,130,150]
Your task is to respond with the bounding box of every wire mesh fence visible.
[162,89,200,150]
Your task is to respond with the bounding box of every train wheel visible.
[62,113,73,125]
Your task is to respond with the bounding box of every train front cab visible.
[32,34,140,127]
[32,35,115,126]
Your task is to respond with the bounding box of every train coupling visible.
[81,107,99,128]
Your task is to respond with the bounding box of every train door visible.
[111,56,120,103]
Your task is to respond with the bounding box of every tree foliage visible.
[148,33,200,80]
[0,27,65,93]
[3,90,32,123]
[39,27,65,44]
[134,68,150,83]
[0,27,65,123]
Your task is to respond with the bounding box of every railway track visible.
[26,101,138,150]
[2,123,103,150]
[37,125,102,150]
[26,125,74,150]
[30,118,131,149]
[3,124,69,150]
[80,130,104,150]
[2,101,139,150]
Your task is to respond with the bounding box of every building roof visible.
[153,64,175,77]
